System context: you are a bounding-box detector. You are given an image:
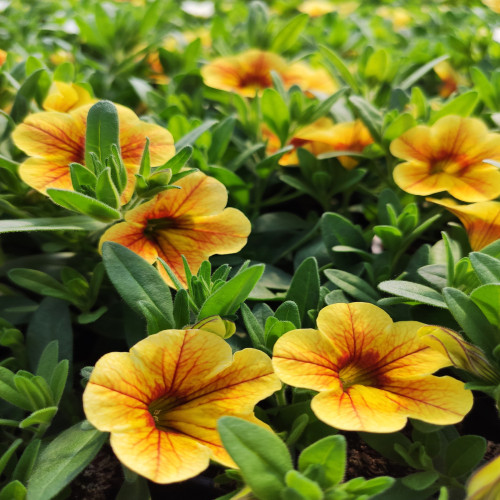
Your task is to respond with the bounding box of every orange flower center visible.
[144,217,177,237]
[148,395,180,430]
[238,71,273,90]
[429,156,464,175]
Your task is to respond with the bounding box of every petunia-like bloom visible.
[99,171,251,287]
[272,302,473,433]
[434,61,467,99]
[428,197,500,250]
[0,49,6,67]
[391,116,500,202]
[264,118,373,169]
[83,329,281,483]
[418,325,500,384]
[298,0,358,17]
[201,49,337,97]
[466,454,500,500]
[43,81,95,113]
[12,103,174,204]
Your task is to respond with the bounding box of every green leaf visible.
[443,287,500,352]
[36,341,59,381]
[0,367,31,410]
[430,91,479,124]
[445,435,486,478]
[173,288,190,329]
[469,252,500,284]
[274,301,301,329]
[284,470,323,500]
[270,13,308,53]
[159,146,193,174]
[378,281,446,308]
[241,303,266,347]
[470,284,500,329]
[95,167,120,209]
[8,269,68,301]
[319,45,359,92]
[70,163,97,194]
[399,55,449,90]
[175,120,217,149]
[286,257,320,325]
[198,265,265,320]
[325,269,379,303]
[49,360,69,405]
[26,298,73,375]
[26,422,107,500]
[46,189,121,222]
[208,117,236,164]
[102,242,174,330]
[0,439,23,476]
[299,435,346,487]
[12,439,40,483]
[19,407,58,429]
[10,69,47,124]
[402,471,439,491]
[383,113,417,142]
[0,481,26,500]
[84,100,120,167]
[0,216,103,233]
[265,318,296,347]
[321,212,366,258]
[262,88,290,145]
[471,67,497,109]
[217,417,293,500]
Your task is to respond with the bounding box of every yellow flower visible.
[428,198,500,251]
[434,61,467,99]
[418,325,500,384]
[272,302,473,433]
[201,49,336,97]
[376,6,412,30]
[391,116,500,202]
[83,329,281,483]
[482,0,500,13]
[12,103,174,204]
[43,82,95,113]
[298,1,335,17]
[466,455,500,499]
[99,171,251,287]
[0,49,7,67]
[49,50,74,66]
[264,118,373,169]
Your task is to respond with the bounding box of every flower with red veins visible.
[428,197,500,251]
[264,118,373,169]
[12,102,174,204]
[43,81,96,113]
[272,302,473,433]
[390,115,500,202]
[99,171,251,287]
[201,49,336,97]
[434,61,467,98]
[83,329,281,483]
[466,454,500,500]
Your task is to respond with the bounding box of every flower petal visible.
[99,221,158,264]
[446,166,500,202]
[272,328,342,391]
[43,81,94,113]
[19,157,73,193]
[428,198,500,249]
[393,162,445,196]
[12,111,84,160]
[467,454,500,500]
[315,302,394,358]
[390,125,432,163]
[110,427,210,483]
[382,375,474,426]
[311,385,406,432]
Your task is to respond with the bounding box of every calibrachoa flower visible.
[83,329,280,483]
[99,171,251,287]
[428,198,500,250]
[201,49,336,97]
[434,61,467,98]
[272,302,473,433]
[43,81,95,113]
[12,103,174,204]
[418,325,500,384]
[264,118,373,169]
[390,115,500,202]
[466,455,500,500]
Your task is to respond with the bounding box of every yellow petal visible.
[272,328,342,391]
[467,454,500,500]
[390,125,432,163]
[43,82,94,113]
[110,427,210,484]
[446,167,500,202]
[99,221,159,264]
[382,375,473,426]
[19,157,73,194]
[311,385,406,432]
[12,111,84,160]
[428,198,500,250]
